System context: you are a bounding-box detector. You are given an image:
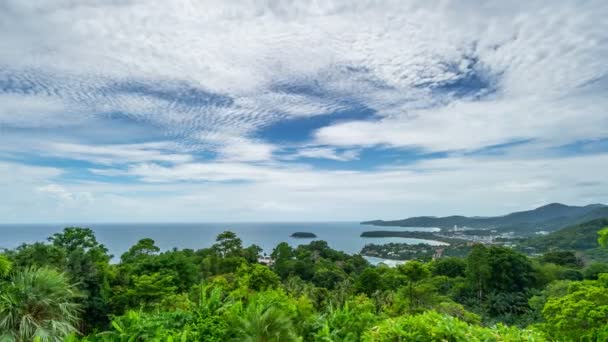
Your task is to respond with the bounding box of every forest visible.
[1,225,608,341]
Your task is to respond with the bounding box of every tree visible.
[344,254,370,275]
[315,295,379,341]
[466,244,491,305]
[121,248,199,293]
[485,246,536,293]
[241,244,262,263]
[125,272,178,308]
[399,261,430,312]
[312,266,345,290]
[100,310,194,341]
[213,231,243,257]
[49,227,112,331]
[598,227,608,248]
[10,226,608,341]
[49,227,109,255]
[466,245,537,308]
[485,291,530,318]
[542,275,608,341]
[191,285,230,341]
[431,257,466,278]
[238,264,281,292]
[583,262,608,279]
[361,311,545,341]
[120,238,160,264]
[355,268,383,296]
[0,267,81,341]
[271,242,295,279]
[306,241,332,259]
[9,242,66,269]
[271,242,293,261]
[231,296,299,342]
[540,250,582,268]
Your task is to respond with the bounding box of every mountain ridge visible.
[361,203,608,235]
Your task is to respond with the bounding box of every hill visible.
[525,217,608,251]
[362,203,608,235]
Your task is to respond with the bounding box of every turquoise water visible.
[0,222,443,261]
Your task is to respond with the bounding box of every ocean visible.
[0,222,443,264]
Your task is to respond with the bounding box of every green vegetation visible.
[526,218,608,250]
[0,267,81,341]
[361,243,437,261]
[534,275,608,341]
[599,226,608,248]
[361,240,472,261]
[523,218,608,261]
[0,255,11,277]
[1,222,608,341]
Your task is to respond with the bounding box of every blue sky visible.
[0,0,607,222]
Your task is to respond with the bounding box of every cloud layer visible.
[0,0,607,221]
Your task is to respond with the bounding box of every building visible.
[257,255,274,266]
[432,248,444,260]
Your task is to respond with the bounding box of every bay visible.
[0,222,444,263]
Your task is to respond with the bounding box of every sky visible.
[0,0,607,223]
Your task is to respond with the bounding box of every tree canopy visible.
[2,225,607,340]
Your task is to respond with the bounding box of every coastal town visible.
[359,225,529,261]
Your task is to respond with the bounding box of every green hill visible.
[526,217,608,251]
[362,203,608,235]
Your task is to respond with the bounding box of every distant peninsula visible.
[361,203,608,235]
[291,232,317,238]
[360,231,461,244]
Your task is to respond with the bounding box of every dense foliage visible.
[525,218,608,250]
[1,223,607,341]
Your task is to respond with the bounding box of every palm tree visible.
[0,267,81,341]
[232,303,299,342]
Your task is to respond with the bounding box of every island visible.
[290,232,317,238]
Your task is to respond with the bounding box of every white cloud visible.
[315,95,608,152]
[94,161,294,183]
[37,184,94,204]
[197,134,277,162]
[0,162,74,221]
[288,147,359,161]
[1,152,599,222]
[46,142,193,165]
[37,184,74,201]
[219,140,276,162]
[0,1,607,221]
[0,93,81,128]
[0,161,63,184]
[0,0,605,155]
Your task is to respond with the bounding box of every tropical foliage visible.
[1,224,607,340]
[0,267,81,341]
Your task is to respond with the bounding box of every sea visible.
[0,222,443,265]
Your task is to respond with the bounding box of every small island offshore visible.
[290,232,317,238]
